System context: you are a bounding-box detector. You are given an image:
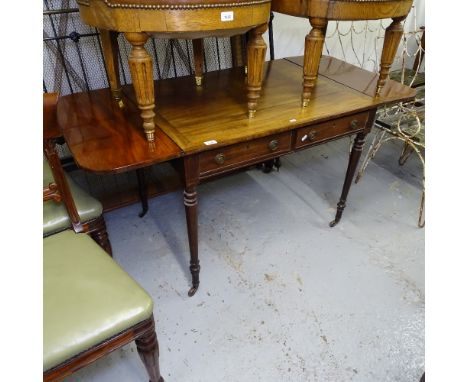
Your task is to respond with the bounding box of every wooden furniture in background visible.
[271,0,413,106]
[43,230,163,382]
[77,0,272,142]
[59,56,415,296]
[43,93,113,255]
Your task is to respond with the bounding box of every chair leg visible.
[135,317,164,382]
[192,38,204,86]
[89,216,113,257]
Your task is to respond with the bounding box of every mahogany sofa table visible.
[59,56,415,297]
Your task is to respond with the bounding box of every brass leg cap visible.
[117,99,125,109]
[195,76,203,86]
[302,99,310,108]
[248,110,256,118]
[145,130,155,142]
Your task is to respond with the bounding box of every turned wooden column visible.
[302,17,327,107]
[124,32,156,142]
[230,35,245,68]
[247,23,268,118]
[376,17,405,96]
[330,110,376,227]
[99,29,124,108]
[329,131,368,227]
[135,317,164,382]
[184,186,200,297]
[192,38,204,86]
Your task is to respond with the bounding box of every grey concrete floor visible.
[67,135,425,382]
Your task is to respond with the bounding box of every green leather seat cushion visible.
[43,230,154,371]
[43,158,103,236]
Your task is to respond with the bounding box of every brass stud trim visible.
[77,0,270,10]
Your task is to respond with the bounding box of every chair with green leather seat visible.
[43,229,164,382]
[43,93,112,255]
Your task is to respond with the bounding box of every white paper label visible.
[221,11,234,22]
[204,140,218,146]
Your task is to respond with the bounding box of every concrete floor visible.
[67,135,425,382]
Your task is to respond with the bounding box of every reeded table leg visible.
[99,29,124,108]
[330,131,368,227]
[302,17,327,107]
[376,17,405,96]
[125,32,156,142]
[192,38,204,86]
[247,23,268,118]
[184,186,200,297]
[135,317,164,382]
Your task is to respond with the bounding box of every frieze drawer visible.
[294,111,369,150]
[199,132,292,177]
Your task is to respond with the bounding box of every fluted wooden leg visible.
[376,17,405,96]
[302,17,327,107]
[125,32,156,142]
[192,38,204,86]
[184,186,200,297]
[99,29,124,108]
[330,132,368,227]
[230,35,245,68]
[247,23,268,118]
[135,317,164,382]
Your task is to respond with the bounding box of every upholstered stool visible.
[77,0,272,141]
[272,0,413,105]
[43,230,163,382]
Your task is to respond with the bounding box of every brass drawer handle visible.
[268,139,279,151]
[307,131,316,141]
[214,153,225,165]
[350,119,359,129]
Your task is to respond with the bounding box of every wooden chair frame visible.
[43,93,112,255]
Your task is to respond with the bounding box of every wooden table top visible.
[144,56,415,153]
[59,56,415,172]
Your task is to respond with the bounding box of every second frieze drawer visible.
[294,111,369,150]
[199,132,292,176]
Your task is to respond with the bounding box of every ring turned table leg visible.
[302,17,327,108]
[330,131,368,227]
[376,17,405,96]
[99,29,124,108]
[184,186,200,297]
[125,32,156,142]
[247,23,268,118]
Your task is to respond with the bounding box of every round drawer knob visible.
[307,131,316,141]
[268,139,279,151]
[350,119,359,129]
[214,153,225,165]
